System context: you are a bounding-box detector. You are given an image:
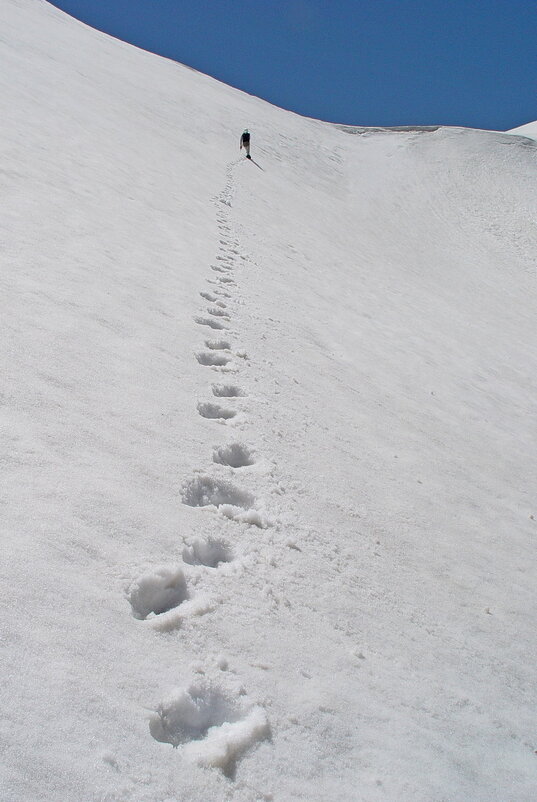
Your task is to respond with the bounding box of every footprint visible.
[214,301,227,309]
[207,307,230,319]
[195,317,226,330]
[126,567,188,620]
[205,339,231,350]
[212,384,245,398]
[200,291,217,302]
[182,536,233,567]
[149,682,269,776]
[213,443,255,468]
[211,265,232,274]
[207,279,233,289]
[196,352,231,367]
[197,402,236,420]
[181,475,254,510]
[182,476,269,527]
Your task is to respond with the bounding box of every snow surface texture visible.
[1,1,537,800]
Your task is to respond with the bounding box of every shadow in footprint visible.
[196,352,230,367]
[197,402,236,420]
[149,683,269,777]
[213,443,255,468]
[195,317,226,330]
[182,536,233,567]
[207,307,230,319]
[126,567,188,619]
[212,384,245,398]
[182,475,254,509]
[150,684,240,748]
[205,339,231,350]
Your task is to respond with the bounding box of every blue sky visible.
[49,0,536,129]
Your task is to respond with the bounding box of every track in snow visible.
[147,158,271,773]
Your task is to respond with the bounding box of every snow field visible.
[1,1,537,800]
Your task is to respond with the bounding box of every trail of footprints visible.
[126,161,270,778]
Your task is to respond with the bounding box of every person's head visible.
[243,129,249,134]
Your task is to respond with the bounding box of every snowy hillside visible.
[507,120,537,140]
[2,1,537,801]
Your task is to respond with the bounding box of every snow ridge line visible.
[140,158,271,777]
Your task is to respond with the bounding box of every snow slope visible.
[507,120,537,140]
[1,1,537,800]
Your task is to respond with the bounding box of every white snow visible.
[1,0,537,800]
[507,120,537,140]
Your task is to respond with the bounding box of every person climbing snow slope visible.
[240,129,251,159]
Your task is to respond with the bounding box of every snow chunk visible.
[183,705,269,775]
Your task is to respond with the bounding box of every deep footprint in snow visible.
[212,384,245,398]
[195,316,227,330]
[126,567,189,620]
[213,443,255,468]
[196,352,231,367]
[182,475,254,510]
[197,402,236,420]
[149,682,269,776]
[182,536,233,567]
[207,278,234,289]
[200,291,217,302]
[207,307,230,319]
[205,339,231,350]
[150,684,239,747]
[182,481,269,526]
